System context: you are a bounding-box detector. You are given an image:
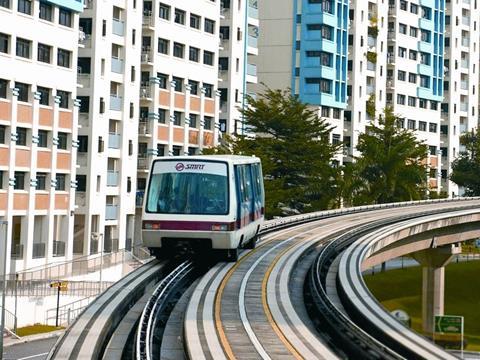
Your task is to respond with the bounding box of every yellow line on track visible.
[261,243,304,360]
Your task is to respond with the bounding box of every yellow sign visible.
[50,281,68,289]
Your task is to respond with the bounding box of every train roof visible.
[152,155,260,164]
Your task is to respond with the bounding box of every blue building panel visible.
[45,0,83,12]
[415,0,444,101]
[294,0,349,108]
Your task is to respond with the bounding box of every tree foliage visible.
[342,107,428,205]
[451,129,480,196]
[204,88,341,218]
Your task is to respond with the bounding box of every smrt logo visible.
[175,163,185,171]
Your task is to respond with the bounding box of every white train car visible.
[142,155,265,261]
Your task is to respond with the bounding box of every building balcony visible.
[79,113,89,128]
[112,19,125,36]
[107,171,119,186]
[461,59,469,69]
[111,57,123,74]
[367,61,376,71]
[11,244,23,259]
[138,121,152,136]
[248,3,258,19]
[460,102,468,112]
[248,35,258,48]
[105,205,118,220]
[110,95,122,111]
[367,36,376,48]
[141,51,152,64]
[142,12,154,27]
[32,243,46,259]
[77,73,91,88]
[388,5,396,16]
[140,86,152,100]
[76,191,86,207]
[137,156,150,170]
[108,133,121,149]
[461,80,468,90]
[462,16,470,26]
[77,152,88,167]
[462,38,470,47]
[53,241,66,257]
[247,63,257,76]
[136,190,145,207]
[366,85,375,95]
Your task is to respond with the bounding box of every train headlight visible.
[211,224,228,231]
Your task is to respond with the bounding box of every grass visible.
[364,259,480,351]
[16,324,64,337]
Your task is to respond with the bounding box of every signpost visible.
[434,315,464,357]
[50,281,68,327]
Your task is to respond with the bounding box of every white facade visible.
[219,0,259,135]
[0,0,80,272]
[74,0,141,256]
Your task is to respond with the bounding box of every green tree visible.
[342,107,428,205]
[204,88,342,218]
[451,129,480,196]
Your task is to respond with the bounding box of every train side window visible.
[251,163,262,213]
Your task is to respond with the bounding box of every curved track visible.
[48,198,480,360]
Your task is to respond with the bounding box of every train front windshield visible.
[146,160,229,215]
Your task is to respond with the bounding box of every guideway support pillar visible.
[411,242,461,334]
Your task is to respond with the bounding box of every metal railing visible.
[32,243,46,259]
[45,296,95,327]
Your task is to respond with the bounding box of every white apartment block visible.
[134,0,222,235]
[257,0,472,196]
[0,0,82,272]
[74,0,141,256]
[218,0,259,135]
[441,0,479,196]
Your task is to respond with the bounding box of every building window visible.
[321,107,329,117]
[0,125,5,144]
[56,174,66,191]
[420,75,430,88]
[398,47,406,58]
[320,25,333,40]
[429,122,437,133]
[204,18,215,34]
[157,144,165,156]
[0,0,9,9]
[409,50,417,61]
[57,132,68,149]
[397,94,405,105]
[17,127,27,145]
[76,175,86,192]
[174,8,185,24]
[37,87,50,106]
[157,73,168,89]
[36,173,47,190]
[37,43,51,63]
[399,23,407,34]
[408,96,416,107]
[78,96,89,113]
[410,27,418,37]
[158,108,166,123]
[159,3,170,20]
[18,0,31,14]
[57,49,71,68]
[220,26,230,40]
[419,98,427,108]
[320,79,331,93]
[203,50,214,65]
[173,42,184,58]
[420,52,430,65]
[397,70,406,81]
[78,135,88,152]
[408,73,416,83]
[332,108,340,119]
[173,77,183,92]
[0,79,7,98]
[419,121,427,131]
[204,116,212,130]
[59,8,72,27]
[57,90,69,109]
[407,119,416,130]
[430,101,438,110]
[158,38,169,54]
[39,2,53,21]
[189,80,198,95]
[15,82,29,102]
[190,14,200,29]
[14,172,25,190]
[38,130,48,147]
[173,111,181,125]
[410,3,418,13]
[16,38,31,58]
[203,83,213,98]
[0,33,9,54]
[189,113,197,127]
[189,47,199,62]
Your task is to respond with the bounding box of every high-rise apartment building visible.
[257,0,456,195]
[134,0,222,236]
[0,0,82,271]
[74,0,141,256]
[218,0,259,135]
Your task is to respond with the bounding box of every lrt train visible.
[142,155,265,261]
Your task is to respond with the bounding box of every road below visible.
[3,337,58,360]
